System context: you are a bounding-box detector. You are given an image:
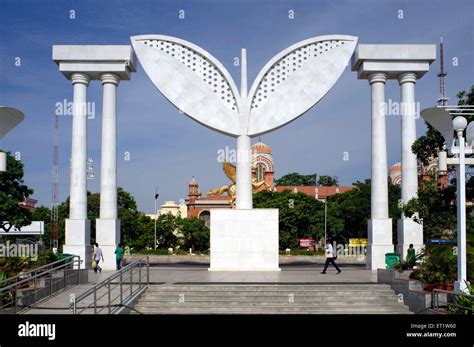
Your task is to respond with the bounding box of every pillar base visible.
[96,219,121,271]
[209,209,280,271]
[65,219,91,245]
[64,219,91,269]
[454,280,470,293]
[367,218,393,270]
[397,218,423,260]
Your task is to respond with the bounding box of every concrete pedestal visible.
[96,219,121,270]
[367,218,393,270]
[64,219,91,269]
[397,218,423,259]
[209,209,280,271]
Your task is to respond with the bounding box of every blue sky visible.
[0,0,473,213]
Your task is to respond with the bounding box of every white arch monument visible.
[53,37,435,271]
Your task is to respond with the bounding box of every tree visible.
[31,206,51,243]
[411,123,445,166]
[254,189,323,248]
[317,175,339,186]
[254,180,401,248]
[178,216,209,252]
[274,172,317,186]
[0,151,33,231]
[456,85,474,123]
[326,180,401,243]
[32,187,159,251]
[154,213,178,249]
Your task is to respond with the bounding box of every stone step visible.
[148,284,392,291]
[135,299,404,306]
[142,290,395,295]
[131,284,411,314]
[146,288,394,293]
[137,297,401,304]
[132,305,411,314]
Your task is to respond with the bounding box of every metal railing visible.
[0,255,82,314]
[71,256,149,314]
[432,288,474,314]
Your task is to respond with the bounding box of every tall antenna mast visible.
[437,36,448,106]
[50,113,59,249]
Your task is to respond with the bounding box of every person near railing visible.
[92,243,104,273]
[114,243,125,270]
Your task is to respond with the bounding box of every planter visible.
[445,283,454,291]
[423,283,435,292]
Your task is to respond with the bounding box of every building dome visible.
[252,141,272,154]
[189,176,198,185]
[389,162,402,185]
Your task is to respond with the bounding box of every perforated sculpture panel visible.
[131,35,357,137]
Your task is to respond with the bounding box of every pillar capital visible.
[398,72,417,85]
[368,72,387,85]
[100,73,120,86]
[71,72,90,86]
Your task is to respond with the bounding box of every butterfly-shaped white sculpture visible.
[131,34,357,208]
[131,34,357,137]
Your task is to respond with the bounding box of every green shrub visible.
[448,282,474,315]
[417,244,457,284]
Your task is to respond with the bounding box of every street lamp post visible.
[452,116,471,293]
[324,199,328,246]
[154,187,159,249]
[421,107,474,293]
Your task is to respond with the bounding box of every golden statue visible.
[206,161,271,208]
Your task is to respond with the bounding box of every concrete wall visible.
[377,269,441,314]
[125,254,366,265]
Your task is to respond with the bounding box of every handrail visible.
[0,255,82,314]
[0,255,80,286]
[432,288,474,314]
[71,256,149,314]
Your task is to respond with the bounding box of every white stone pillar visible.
[96,73,121,271]
[367,72,393,270]
[64,72,91,269]
[397,72,423,259]
[235,48,252,210]
[236,135,252,209]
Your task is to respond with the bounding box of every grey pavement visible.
[148,264,377,284]
[24,269,117,314]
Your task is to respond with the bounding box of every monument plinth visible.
[209,209,279,271]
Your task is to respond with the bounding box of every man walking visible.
[114,243,125,270]
[93,243,104,273]
[321,238,341,274]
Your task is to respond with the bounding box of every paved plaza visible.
[148,264,377,283]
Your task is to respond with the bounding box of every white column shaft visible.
[369,73,389,219]
[456,134,467,291]
[69,73,89,220]
[236,135,252,209]
[399,72,418,205]
[99,73,120,219]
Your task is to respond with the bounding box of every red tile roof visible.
[275,185,354,198]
